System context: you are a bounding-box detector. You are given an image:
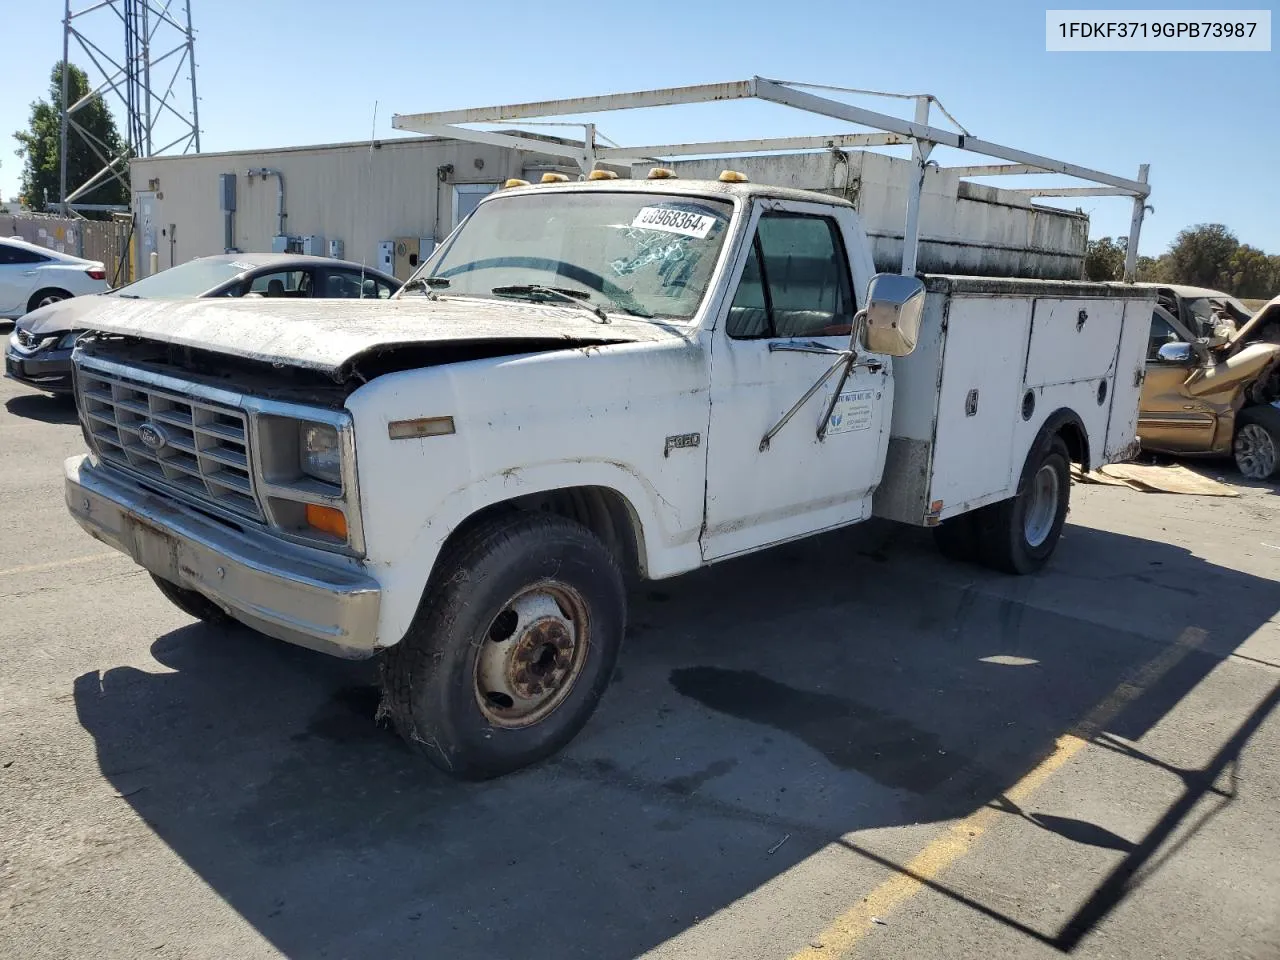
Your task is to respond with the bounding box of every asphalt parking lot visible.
[2,357,1278,960]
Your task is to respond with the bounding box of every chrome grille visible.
[77,368,262,522]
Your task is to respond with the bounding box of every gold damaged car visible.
[1141,285,1280,480]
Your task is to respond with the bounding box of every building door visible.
[452,183,498,228]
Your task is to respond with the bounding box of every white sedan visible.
[0,236,110,320]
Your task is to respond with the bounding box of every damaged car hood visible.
[77,295,687,378]
[17,293,113,336]
[1230,294,1280,351]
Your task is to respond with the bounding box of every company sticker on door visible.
[631,206,717,239]
[826,389,876,435]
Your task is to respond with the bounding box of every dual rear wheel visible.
[932,435,1072,575]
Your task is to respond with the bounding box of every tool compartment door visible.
[928,295,1034,516]
[1104,297,1156,461]
[1025,298,1126,387]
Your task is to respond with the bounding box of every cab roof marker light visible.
[502,178,530,188]
[540,172,570,183]
[718,169,749,183]
[647,167,677,180]
[588,169,619,180]
[389,416,456,440]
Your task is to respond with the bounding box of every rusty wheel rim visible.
[474,581,591,728]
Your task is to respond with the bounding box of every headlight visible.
[9,330,57,352]
[299,422,342,485]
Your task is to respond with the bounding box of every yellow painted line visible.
[0,553,119,578]
[791,626,1209,960]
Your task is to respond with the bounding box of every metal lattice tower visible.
[59,0,201,214]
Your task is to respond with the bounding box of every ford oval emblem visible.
[137,421,169,452]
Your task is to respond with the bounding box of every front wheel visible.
[1233,407,1280,480]
[150,574,232,625]
[974,435,1072,575]
[379,513,625,780]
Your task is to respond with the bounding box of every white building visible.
[129,134,1090,282]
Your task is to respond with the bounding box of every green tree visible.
[1165,223,1239,290]
[1225,245,1277,300]
[12,62,129,218]
[1136,255,1166,283]
[1084,236,1127,281]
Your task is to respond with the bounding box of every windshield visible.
[411,191,735,320]
[111,258,251,299]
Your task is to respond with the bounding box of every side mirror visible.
[1156,342,1194,365]
[858,273,925,357]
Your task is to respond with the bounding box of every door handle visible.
[21,270,38,276]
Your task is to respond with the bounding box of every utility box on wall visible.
[218,174,238,254]
[301,235,326,257]
[392,237,419,281]
[377,241,395,274]
[218,174,236,212]
[328,239,344,260]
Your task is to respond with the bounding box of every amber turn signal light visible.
[305,503,348,540]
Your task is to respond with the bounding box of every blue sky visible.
[2,0,1276,256]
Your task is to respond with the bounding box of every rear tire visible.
[379,512,626,780]
[1233,407,1280,480]
[26,288,72,313]
[974,435,1072,575]
[150,574,232,625]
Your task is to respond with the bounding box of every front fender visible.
[371,459,703,647]
[343,340,711,648]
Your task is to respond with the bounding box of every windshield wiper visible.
[491,284,610,324]
[402,276,450,299]
[116,294,140,299]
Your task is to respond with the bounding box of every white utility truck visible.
[63,81,1156,778]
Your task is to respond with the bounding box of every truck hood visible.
[75,295,686,378]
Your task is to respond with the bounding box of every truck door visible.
[701,202,890,561]
[1139,305,1218,451]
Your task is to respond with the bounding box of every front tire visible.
[150,574,232,625]
[379,513,625,780]
[974,435,1072,575]
[1233,407,1280,480]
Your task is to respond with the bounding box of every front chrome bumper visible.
[65,454,381,659]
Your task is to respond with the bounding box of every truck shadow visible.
[5,392,79,424]
[73,518,1280,959]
